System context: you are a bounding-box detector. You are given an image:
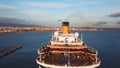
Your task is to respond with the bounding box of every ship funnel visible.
[62,22,69,34]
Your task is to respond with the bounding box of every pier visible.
[0,45,22,58]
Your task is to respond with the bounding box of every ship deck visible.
[37,44,99,67]
[40,44,97,54]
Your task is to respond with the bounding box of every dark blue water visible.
[0,30,120,68]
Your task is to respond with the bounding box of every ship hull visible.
[36,59,100,68]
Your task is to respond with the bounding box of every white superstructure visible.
[51,31,83,45]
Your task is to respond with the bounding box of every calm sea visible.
[0,30,120,68]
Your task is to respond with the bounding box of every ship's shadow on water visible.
[0,31,120,68]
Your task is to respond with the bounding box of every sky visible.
[0,0,120,28]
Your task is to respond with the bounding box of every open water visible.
[0,30,120,68]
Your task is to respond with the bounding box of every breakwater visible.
[0,45,22,58]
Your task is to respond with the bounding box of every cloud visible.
[117,21,120,24]
[93,21,107,26]
[0,17,45,26]
[21,2,79,8]
[0,17,27,24]
[0,5,16,10]
[20,1,98,8]
[24,11,49,15]
[109,12,120,17]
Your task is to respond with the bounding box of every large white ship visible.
[36,21,100,68]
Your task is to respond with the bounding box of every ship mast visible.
[81,33,83,41]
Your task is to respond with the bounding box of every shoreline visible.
[0,27,117,34]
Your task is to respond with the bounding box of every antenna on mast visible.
[64,16,70,22]
[58,16,70,22]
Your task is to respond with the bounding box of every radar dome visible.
[54,31,59,36]
[75,32,79,37]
